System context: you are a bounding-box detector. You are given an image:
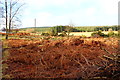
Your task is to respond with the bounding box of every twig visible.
[60,54,64,68]
[100,47,111,54]
[111,73,120,79]
[40,56,48,68]
[81,53,90,66]
[98,56,109,62]
[103,55,120,63]
[74,59,84,68]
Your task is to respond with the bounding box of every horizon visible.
[19,25,118,29]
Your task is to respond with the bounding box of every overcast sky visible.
[21,0,119,28]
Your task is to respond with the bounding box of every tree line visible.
[74,26,118,32]
[51,25,118,33]
[38,25,119,37]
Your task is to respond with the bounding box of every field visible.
[69,31,118,37]
[2,34,120,79]
[20,27,118,37]
[20,27,51,33]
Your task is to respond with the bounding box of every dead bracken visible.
[2,37,120,79]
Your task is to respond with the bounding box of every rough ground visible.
[2,37,120,79]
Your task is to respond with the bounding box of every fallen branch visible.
[81,53,90,66]
[74,59,84,68]
[103,55,120,63]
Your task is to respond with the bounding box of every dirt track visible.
[2,37,120,79]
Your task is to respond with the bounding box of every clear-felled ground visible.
[2,37,120,79]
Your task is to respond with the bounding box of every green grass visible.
[34,27,51,33]
[20,27,51,33]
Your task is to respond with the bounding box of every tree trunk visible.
[67,31,70,39]
[5,0,8,39]
[5,34,8,39]
[9,1,12,33]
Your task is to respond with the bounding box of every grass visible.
[19,27,118,37]
[1,31,118,40]
[20,27,51,33]
[2,40,12,78]
[69,32,93,37]
[69,31,118,37]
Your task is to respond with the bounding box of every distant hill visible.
[20,26,51,29]
[20,25,118,33]
[20,27,51,33]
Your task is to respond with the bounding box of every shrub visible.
[107,31,116,37]
[91,31,108,37]
[50,28,58,36]
[58,31,67,37]
[118,30,120,37]
[58,34,65,37]
[41,33,50,36]
[51,26,73,36]
[81,35,87,38]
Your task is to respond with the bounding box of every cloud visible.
[98,0,119,15]
[85,8,96,16]
[21,0,118,27]
[35,12,52,26]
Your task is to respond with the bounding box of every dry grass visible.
[70,31,118,37]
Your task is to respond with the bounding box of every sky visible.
[21,0,119,28]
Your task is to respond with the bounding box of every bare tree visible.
[65,20,74,38]
[5,0,8,39]
[8,0,24,32]
[0,0,25,39]
[65,26,72,38]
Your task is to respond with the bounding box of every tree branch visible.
[11,3,25,21]
[11,0,19,8]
